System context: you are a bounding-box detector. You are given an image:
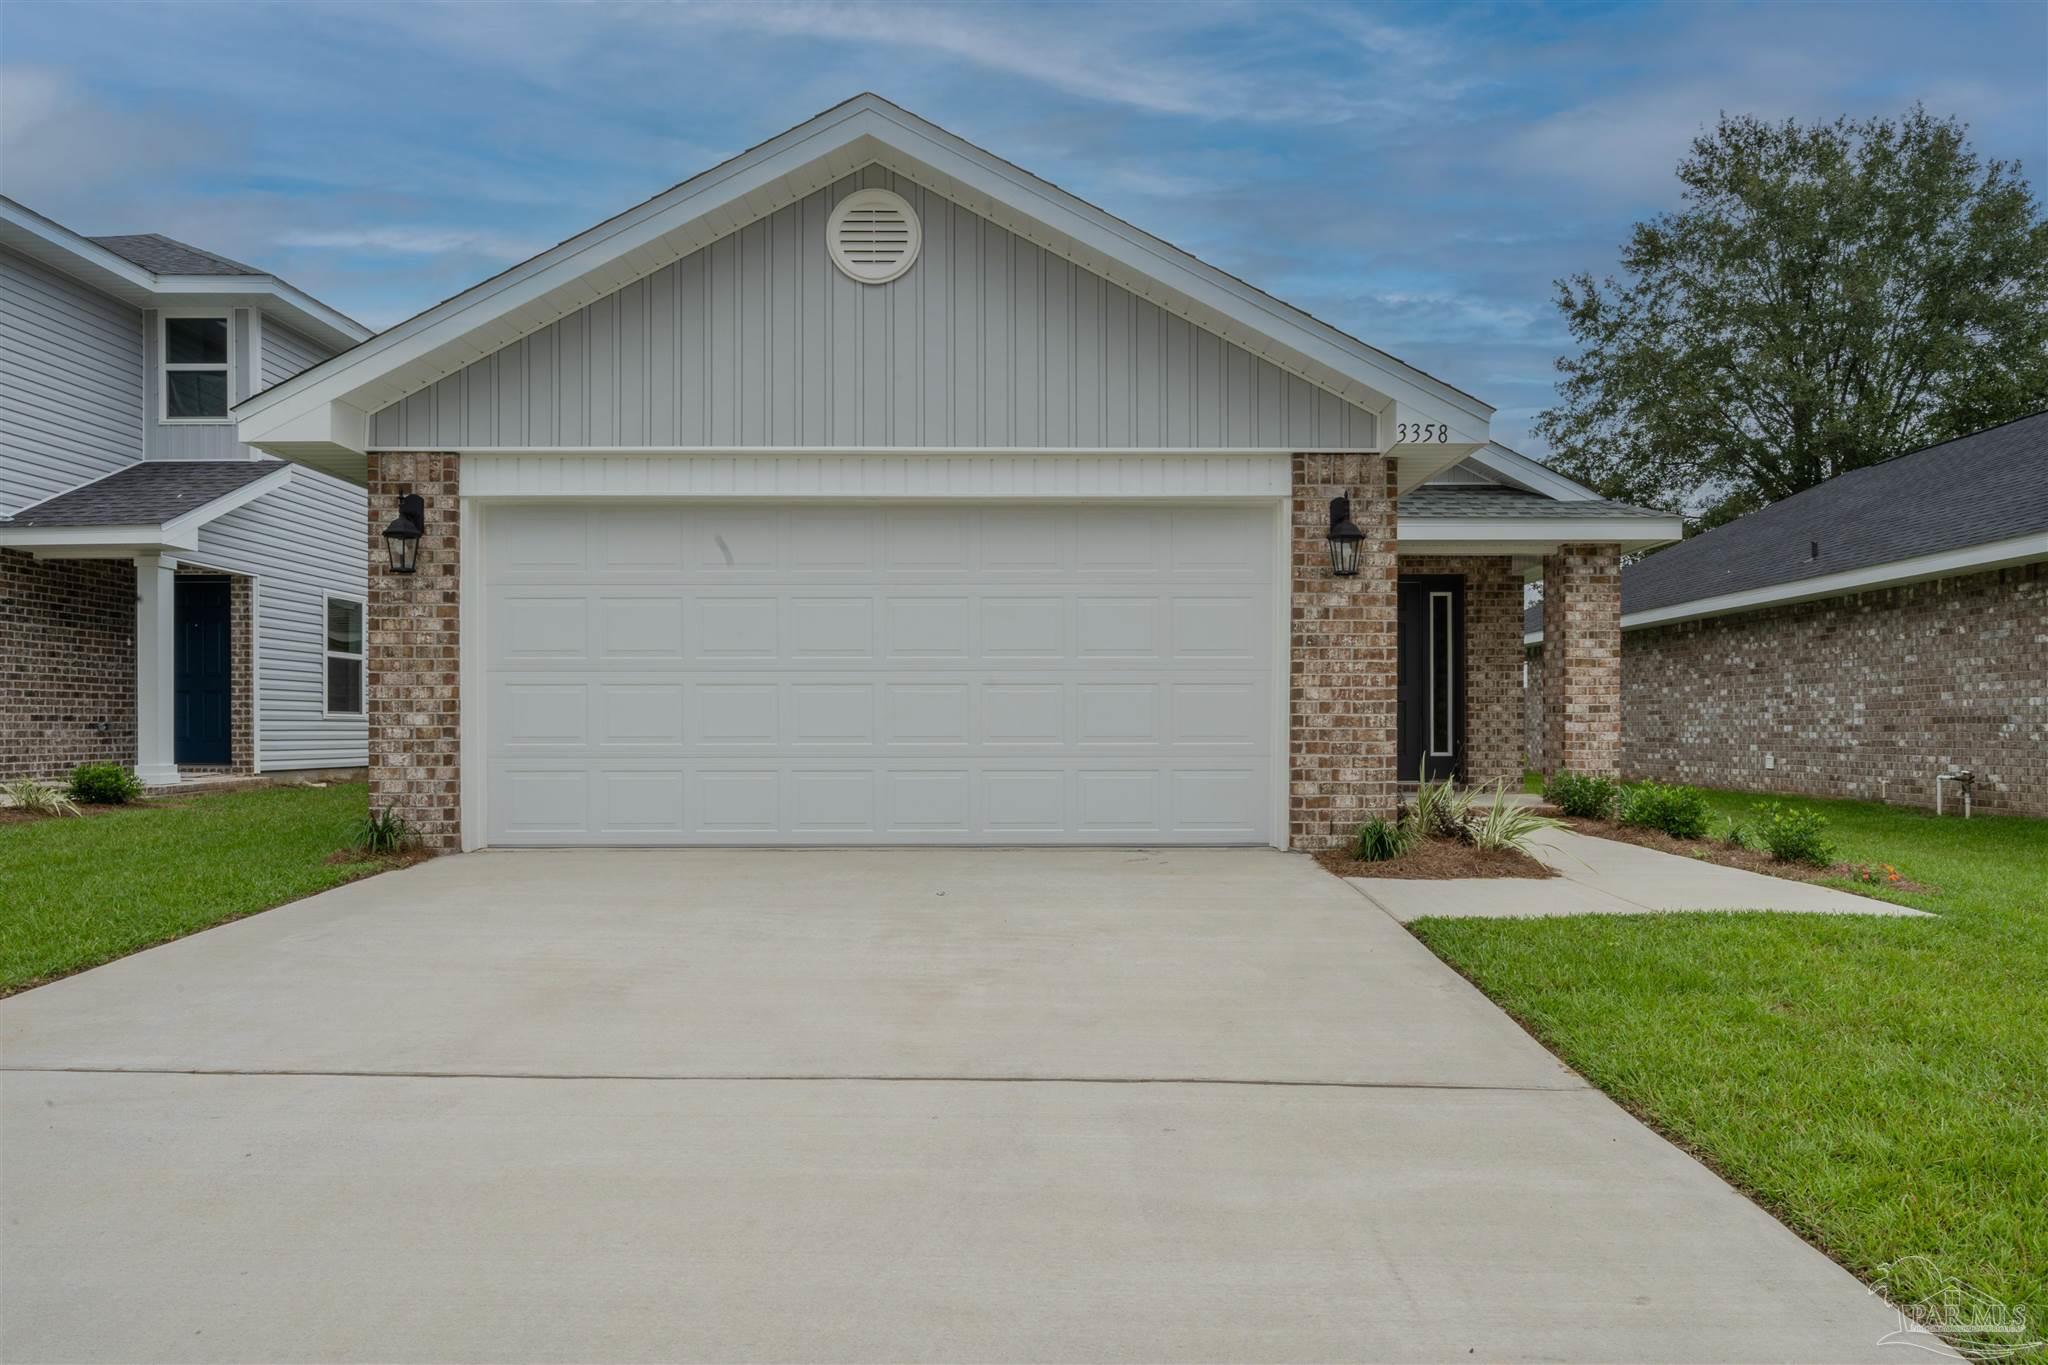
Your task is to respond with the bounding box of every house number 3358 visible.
[1397,422,1450,443]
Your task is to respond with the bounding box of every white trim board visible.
[1521,530,2048,643]
[460,451,1292,500]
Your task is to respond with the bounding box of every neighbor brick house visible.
[1527,411,2048,816]
[1,197,372,787]
[232,95,1678,851]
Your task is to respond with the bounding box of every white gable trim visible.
[235,95,1489,484]
[0,196,369,352]
[1522,529,2048,643]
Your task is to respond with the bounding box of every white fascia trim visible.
[0,466,292,552]
[0,524,195,550]
[1462,444,1604,502]
[150,277,369,350]
[1400,515,1684,544]
[161,464,294,535]
[1521,530,2048,644]
[0,197,368,352]
[236,95,1488,455]
[1621,531,2048,631]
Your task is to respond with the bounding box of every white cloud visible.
[0,66,219,208]
[277,225,543,262]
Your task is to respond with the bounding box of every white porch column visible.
[134,554,180,786]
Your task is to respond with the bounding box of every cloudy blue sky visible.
[3,0,2042,452]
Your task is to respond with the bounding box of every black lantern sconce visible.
[383,493,425,575]
[1326,494,1364,576]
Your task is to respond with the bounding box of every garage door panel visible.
[482,504,1273,845]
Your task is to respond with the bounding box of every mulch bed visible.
[1316,836,1557,881]
[324,847,436,870]
[1542,810,1937,896]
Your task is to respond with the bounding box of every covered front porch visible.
[1392,451,1682,791]
[0,462,284,786]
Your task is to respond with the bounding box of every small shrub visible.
[68,762,143,805]
[1543,771,1619,820]
[1467,781,1565,854]
[1752,801,1834,866]
[1351,818,1416,862]
[4,775,80,817]
[1616,780,1712,840]
[1402,775,1477,841]
[1718,814,1752,849]
[353,809,415,855]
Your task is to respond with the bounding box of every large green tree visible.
[1536,107,2048,527]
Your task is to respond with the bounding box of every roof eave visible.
[0,197,369,352]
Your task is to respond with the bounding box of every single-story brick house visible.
[234,94,1679,852]
[1527,410,2048,816]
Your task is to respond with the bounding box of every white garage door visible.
[480,503,1275,845]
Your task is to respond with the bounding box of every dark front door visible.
[1397,575,1464,782]
[175,577,232,766]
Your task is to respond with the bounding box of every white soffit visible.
[235,95,1491,482]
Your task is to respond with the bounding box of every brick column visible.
[1540,543,1622,777]
[368,452,462,852]
[1290,453,1399,849]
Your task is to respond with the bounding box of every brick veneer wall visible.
[174,565,255,774]
[1539,544,1622,776]
[1524,644,1547,772]
[2,548,136,781]
[1398,554,1524,787]
[367,452,462,851]
[1290,454,1399,849]
[1620,562,2046,816]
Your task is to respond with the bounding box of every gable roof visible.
[1401,487,1664,520]
[0,461,285,528]
[1524,410,2048,638]
[234,93,1492,486]
[0,196,368,353]
[89,233,263,277]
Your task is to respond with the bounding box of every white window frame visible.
[159,309,235,424]
[322,592,366,718]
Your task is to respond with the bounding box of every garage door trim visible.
[458,458,1292,850]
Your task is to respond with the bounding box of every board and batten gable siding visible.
[370,170,1377,451]
[191,462,368,770]
[0,246,145,515]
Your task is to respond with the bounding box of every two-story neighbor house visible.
[1,196,372,786]
[235,95,1681,851]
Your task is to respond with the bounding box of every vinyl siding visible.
[262,319,331,389]
[143,306,255,461]
[0,247,145,515]
[371,170,1377,451]
[190,463,368,769]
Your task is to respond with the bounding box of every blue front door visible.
[175,578,232,766]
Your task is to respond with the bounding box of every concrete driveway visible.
[2,849,1899,1362]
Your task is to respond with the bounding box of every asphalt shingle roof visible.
[88,233,263,277]
[1401,486,1669,520]
[1526,410,2048,634]
[2,461,282,528]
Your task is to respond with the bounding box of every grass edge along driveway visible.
[1,781,383,995]
[1411,788,2048,1354]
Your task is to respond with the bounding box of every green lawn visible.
[1412,788,2048,1343]
[0,781,379,994]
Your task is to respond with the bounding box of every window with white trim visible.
[162,314,231,420]
[325,596,365,716]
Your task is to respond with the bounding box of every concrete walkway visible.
[2,849,1901,1362]
[1354,826,1930,921]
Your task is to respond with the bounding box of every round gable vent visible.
[827,189,921,284]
